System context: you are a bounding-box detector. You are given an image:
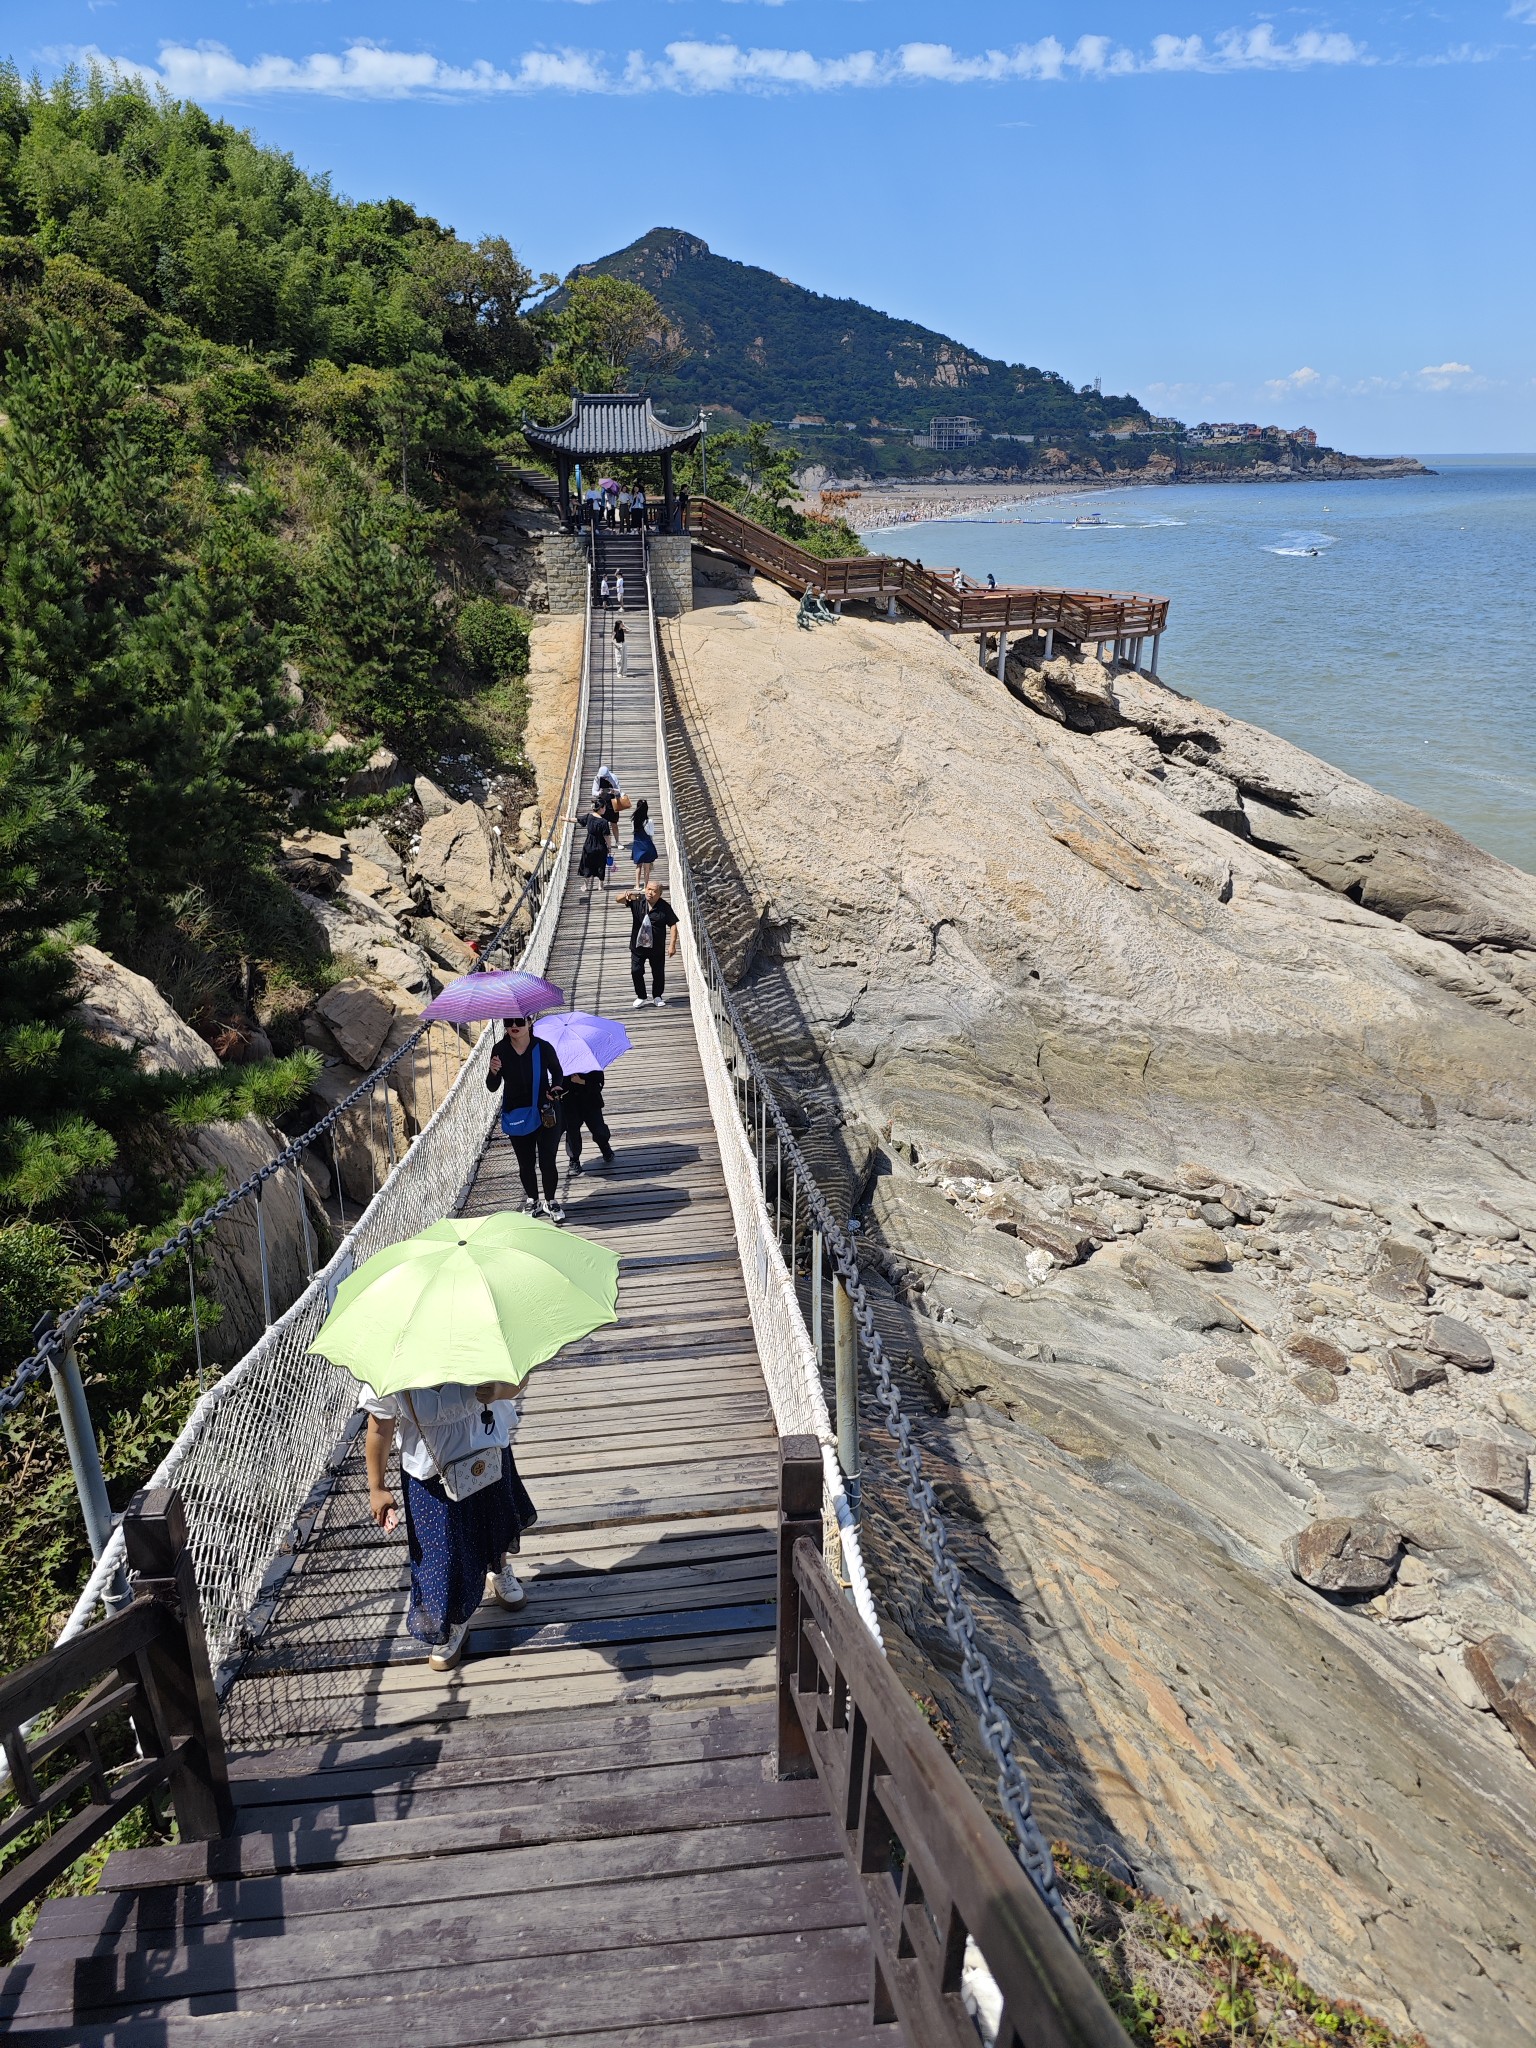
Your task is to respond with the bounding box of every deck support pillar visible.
[49,1341,124,1594]
[886,595,897,621]
[1043,627,1054,661]
[995,628,1009,680]
[1150,632,1161,677]
[776,1436,821,1780]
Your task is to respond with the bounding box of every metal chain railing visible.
[643,558,1073,1938]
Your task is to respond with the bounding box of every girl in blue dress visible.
[629,798,658,887]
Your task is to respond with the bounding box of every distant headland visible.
[571,227,1430,486]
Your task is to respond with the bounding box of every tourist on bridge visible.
[575,801,613,898]
[612,615,627,676]
[364,1379,536,1673]
[487,1014,567,1219]
[618,881,679,1007]
[562,1064,614,1175]
[629,797,658,887]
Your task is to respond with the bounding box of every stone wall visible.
[650,536,694,617]
[541,534,589,615]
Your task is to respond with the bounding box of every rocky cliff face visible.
[661,576,1536,2047]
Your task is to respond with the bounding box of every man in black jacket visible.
[485,1016,566,1219]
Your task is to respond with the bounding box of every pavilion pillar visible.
[662,450,676,531]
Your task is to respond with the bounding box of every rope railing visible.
[641,540,1074,1940]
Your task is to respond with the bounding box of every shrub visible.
[457,597,530,682]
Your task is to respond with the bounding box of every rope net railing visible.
[642,539,1073,1939]
[44,563,595,1680]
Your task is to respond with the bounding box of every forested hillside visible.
[0,66,660,1666]
[573,227,1150,441]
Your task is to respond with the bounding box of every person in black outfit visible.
[563,1067,614,1174]
[485,1016,567,1219]
[616,883,679,1006]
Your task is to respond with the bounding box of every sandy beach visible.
[821,477,1125,532]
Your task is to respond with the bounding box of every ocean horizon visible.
[860,455,1536,876]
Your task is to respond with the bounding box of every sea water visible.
[860,456,1536,874]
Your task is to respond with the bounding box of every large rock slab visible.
[1465,1635,1536,1764]
[1456,1439,1530,1511]
[70,944,217,1075]
[1423,1314,1496,1371]
[316,979,398,1068]
[412,801,514,934]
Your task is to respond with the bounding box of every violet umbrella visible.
[421,968,564,1025]
[534,1010,632,1074]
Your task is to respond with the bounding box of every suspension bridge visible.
[0,498,1128,2045]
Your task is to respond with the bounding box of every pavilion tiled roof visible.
[522,393,703,459]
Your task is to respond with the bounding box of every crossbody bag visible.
[400,1391,504,1503]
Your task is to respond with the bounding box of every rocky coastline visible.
[662,562,1536,2048]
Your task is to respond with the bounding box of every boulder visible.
[285,828,346,861]
[1292,1368,1340,1407]
[1422,1314,1496,1372]
[346,744,402,797]
[1287,1332,1350,1376]
[1371,1237,1430,1303]
[1200,1201,1237,1230]
[345,823,406,885]
[411,916,479,975]
[368,945,433,997]
[517,803,543,847]
[1386,1347,1450,1394]
[415,775,452,819]
[1286,1517,1402,1595]
[1463,1635,1536,1766]
[1497,1388,1536,1435]
[412,801,514,933]
[1120,1248,1244,1332]
[1012,1217,1093,1266]
[70,944,217,1076]
[306,1062,407,1206]
[1455,1439,1530,1511]
[337,852,406,907]
[316,979,398,1068]
[1142,1223,1228,1270]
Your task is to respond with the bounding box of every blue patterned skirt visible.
[402,1448,537,1646]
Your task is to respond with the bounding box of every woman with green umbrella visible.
[318,1214,619,1674]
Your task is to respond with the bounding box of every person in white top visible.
[364,1379,536,1672]
[614,571,625,610]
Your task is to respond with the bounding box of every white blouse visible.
[362,1383,520,1484]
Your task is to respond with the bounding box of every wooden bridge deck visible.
[2,558,895,2044]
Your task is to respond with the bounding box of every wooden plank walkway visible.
[1,554,897,2046]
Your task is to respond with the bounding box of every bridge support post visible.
[1150,632,1161,677]
[48,1339,125,1603]
[834,1279,861,1514]
[1043,627,1054,661]
[776,1435,821,1780]
[996,628,1009,680]
[811,1231,824,1374]
[886,595,897,620]
[124,1489,233,1841]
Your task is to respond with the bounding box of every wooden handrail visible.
[0,1487,231,1925]
[685,497,1169,644]
[776,1440,1128,2047]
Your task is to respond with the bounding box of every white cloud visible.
[1264,366,1323,397]
[1508,2,1536,23]
[58,26,1384,103]
[1417,360,1475,391]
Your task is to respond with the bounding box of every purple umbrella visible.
[421,969,565,1024]
[534,1010,633,1074]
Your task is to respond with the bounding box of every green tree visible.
[542,274,683,393]
[307,493,447,755]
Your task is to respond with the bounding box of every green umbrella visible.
[312,1213,618,1398]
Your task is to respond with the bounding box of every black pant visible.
[564,1078,613,1166]
[509,1123,560,1202]
[631,946,666,1000]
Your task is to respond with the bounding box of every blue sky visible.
[13,3,1535,452]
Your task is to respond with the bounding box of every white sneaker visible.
[428,1619,470,1672]
[486,1564,526,1610]
[540,1199,566,1223]
[653,996,667,1008]
[632,996,647,1008]
[520,1195,538,1213]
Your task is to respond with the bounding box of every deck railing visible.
[777,1442,1127,2048]
[0,1490,230,1927]
[684,496,1170,649]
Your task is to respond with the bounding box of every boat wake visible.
[1266,530,1336,557]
